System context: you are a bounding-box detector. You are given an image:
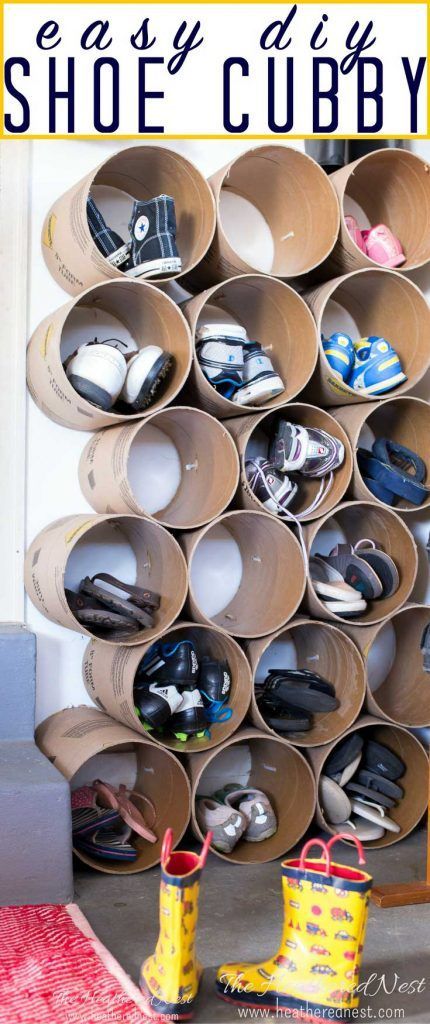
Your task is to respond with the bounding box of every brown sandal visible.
[79,574,159,628]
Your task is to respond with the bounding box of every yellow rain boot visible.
[140,827,212,1021]
[216,835,372,1023]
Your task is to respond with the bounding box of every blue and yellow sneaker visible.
[350,336,407,395]
[322,332,354,382]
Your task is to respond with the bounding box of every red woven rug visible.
[0,903,152,1023]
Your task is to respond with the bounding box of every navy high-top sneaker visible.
[125,195,182,278]
[87,196,131,269]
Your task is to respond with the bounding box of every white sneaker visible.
[66,338,132,410]
[120,346,174,412]
[233,342,285,406]
[196,323,246,400]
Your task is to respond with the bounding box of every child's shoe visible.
[322,332,355,382]
[345,214,366,253]
[362,224,405,268]
[349,337,407,395]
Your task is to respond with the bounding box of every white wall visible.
[25,139,430,724]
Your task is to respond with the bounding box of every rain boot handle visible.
[199,830,213,868]
[327,833,366,865]
[161,827,173,867]
[299,838,331,876]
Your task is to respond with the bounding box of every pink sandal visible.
[93,780,157,843]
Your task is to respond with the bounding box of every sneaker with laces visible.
[245,457,297,517]
[119,345,174,412]
[270,422,344,478]
[196,323,246,399]
[233,342,285,407]
[213,785,278,843]
[125,195,182,278]
[135,682,184,731]
[349,337,407,395]
[170,689,207,740]
[362,224,405,268]
[199,656,233,724]
[87,196,131,269]
[136,639,199,691]
[322,332,355,383]
[196,797,248,854]
[65,337,132,409]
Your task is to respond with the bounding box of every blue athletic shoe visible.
[322,332,354,382]
[349,337,407,395]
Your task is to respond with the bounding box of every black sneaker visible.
[135,639,199,692]
[135,682,184,730]
[170,690,207,740]
[199,656,232,723]
[125,195,182,278]
[87,196,131,268]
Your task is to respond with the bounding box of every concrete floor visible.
[75,827,430,1023]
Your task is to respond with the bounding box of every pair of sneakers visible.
[196,323,285,406]
[134,638,232,742]
[87,194,181,279]
[196,784,277,854]
[65,335,174,413]
[245,420,345,523]
[322,735,404,841]
[345,217,405,268]
[322,332,407,396]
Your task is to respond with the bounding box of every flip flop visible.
[362,740,405,781]
[353,540,399,598]
[345,781,396,809]
[259,704,313,732]
[93,780,157,843]
[357,769,404,800]
[263,674,340,713]
[321,596,367,618]
[266,669,336,697]
[350,797,401,833]
[320,776,352,824]
[80,575,157,628]
[65,589,141,637]
[320,544,383,600]
[325,734,364,782]
[309,556,360,602]
[334,820,385,842]
[75,823,138,862]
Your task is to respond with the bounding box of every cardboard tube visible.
[309,714,428,849]
[41,145,216,293]
[182,510,306,638]
[303,500,418,627]
[342,604,430,728]
[187,726,316,864]
[78,406,239,529]
[36,706,190,874]
[224,403,353,522]
[27,279,192,431]
[184,145,339,290]
[246,617,365,747]
[83,621,252,753]
[182,274,318,419]
[24,514,188,645]
[324,148,430,277]
[334,397,430,512]
[303,268,430,406]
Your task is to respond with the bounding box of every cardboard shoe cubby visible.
[246,617,365,747]
[79,406,239,530]
[334,397,430,512]
[326,148,430,277]
[41,145,216,293]
[185,145,339,290]
[304,268,430,406]
[83,621,252,753]
[182,510,306,638]
[225,403,352,522]
[188,727,316,864]
[343,604,430,728]
[304,500,418,626]
[24,514,188,646]
[27,280,192,431]
[36,706,190,874]
[310,715,429,848]
[183,273,318,419]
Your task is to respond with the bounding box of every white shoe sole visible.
[313,580,361,602]
[323,597,367,615]
[353,371,407,395]
[125,257,182,279]
[106,242,131,269]
[233,375,285,406]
